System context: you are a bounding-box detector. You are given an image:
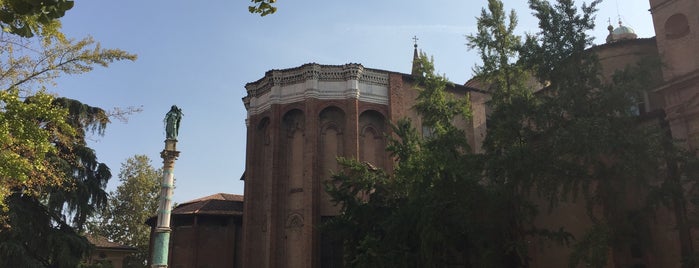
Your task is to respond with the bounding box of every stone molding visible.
[243,63,390,115]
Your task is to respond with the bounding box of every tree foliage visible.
[0,97,113,267]
[0,19,136,267]
[326,0,699,267]
[518,1,672,267]
[0,0,73,38]
[476,0,697,267]
[249,0,277,16]
[0,34,136,210]
[89,155,162,268]
[325,54,530,267]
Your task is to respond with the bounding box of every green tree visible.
[0,33,136,210]
[249,0,277,16]
[467,1,567,267]
[0,24,136,267]
[469,0,684,267]
[0,97,113,267]
[518,1,665,267]
[327,0,699,267]
[325,54,530,267]
[0,0,74,38]
[90,155,162,268]
[490,0,696,267]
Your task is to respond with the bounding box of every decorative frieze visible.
[243,63,391,115]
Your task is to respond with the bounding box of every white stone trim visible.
[244,63,390,115]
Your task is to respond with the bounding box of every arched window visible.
[319,106,345,216]
[359,110,386,170]
[282,109,305,206]
[281,109,305,267]
[665,13,690,39]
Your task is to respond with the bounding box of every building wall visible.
[529,1,699,267]
[85,250,133,268]
[650,0,699,80]
[594,38,665,113]
[242,64,483,268]
[242,64,388,268]
[650,1,699,268]
[163,215,242,268]
[650,0,699,150]
[239,1,699,266]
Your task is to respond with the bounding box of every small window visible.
[422,125,434,138]
[665,13,690,39]
[628,93,647,116]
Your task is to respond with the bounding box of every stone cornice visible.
[649,0,674,13]
[243,63,391,115]
[654,69,699,93]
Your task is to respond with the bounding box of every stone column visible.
[152,139,180,268]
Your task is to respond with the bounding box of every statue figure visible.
[165,105,183,140]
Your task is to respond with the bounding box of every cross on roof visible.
[412,36,419,48]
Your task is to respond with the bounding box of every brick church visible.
[240,59,487,267]
[151,0,699,266]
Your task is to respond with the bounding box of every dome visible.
[606,21,638,43]
[613,25,636,35]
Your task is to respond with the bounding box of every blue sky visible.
[50,0,655,204]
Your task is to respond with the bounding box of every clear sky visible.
[50,0,655,204]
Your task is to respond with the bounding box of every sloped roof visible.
[181,193,244,204]
[464,77,490,91]
[592,37,656,51]
[86,235,137,251]
[171,193,244,216]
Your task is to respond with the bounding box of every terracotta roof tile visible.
[171,193,244,216]
[85,235,137,251]
[181,193,244,204]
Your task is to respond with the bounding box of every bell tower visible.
[649,0,699,80]
[648,0,699,149]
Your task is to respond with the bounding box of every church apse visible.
[242,63,399,268]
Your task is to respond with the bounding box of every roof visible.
[591,37,656,51]
[464,77,490,91]
[463,75,543,94]
[245,62,482,94]
[171,193,244,216]
[85,235,137,252]
[181,193,244,204]
[606,22,639,43]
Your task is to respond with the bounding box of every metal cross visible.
[412,35,419,48]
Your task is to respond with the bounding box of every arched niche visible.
[318,106,346,216]
[256,117,271,145]
[282,109,305,209]
[246,116,272,265]
[665,13,690,39]
[358,110,386,170]
[253,117,271,193]
[254,117,272,232]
